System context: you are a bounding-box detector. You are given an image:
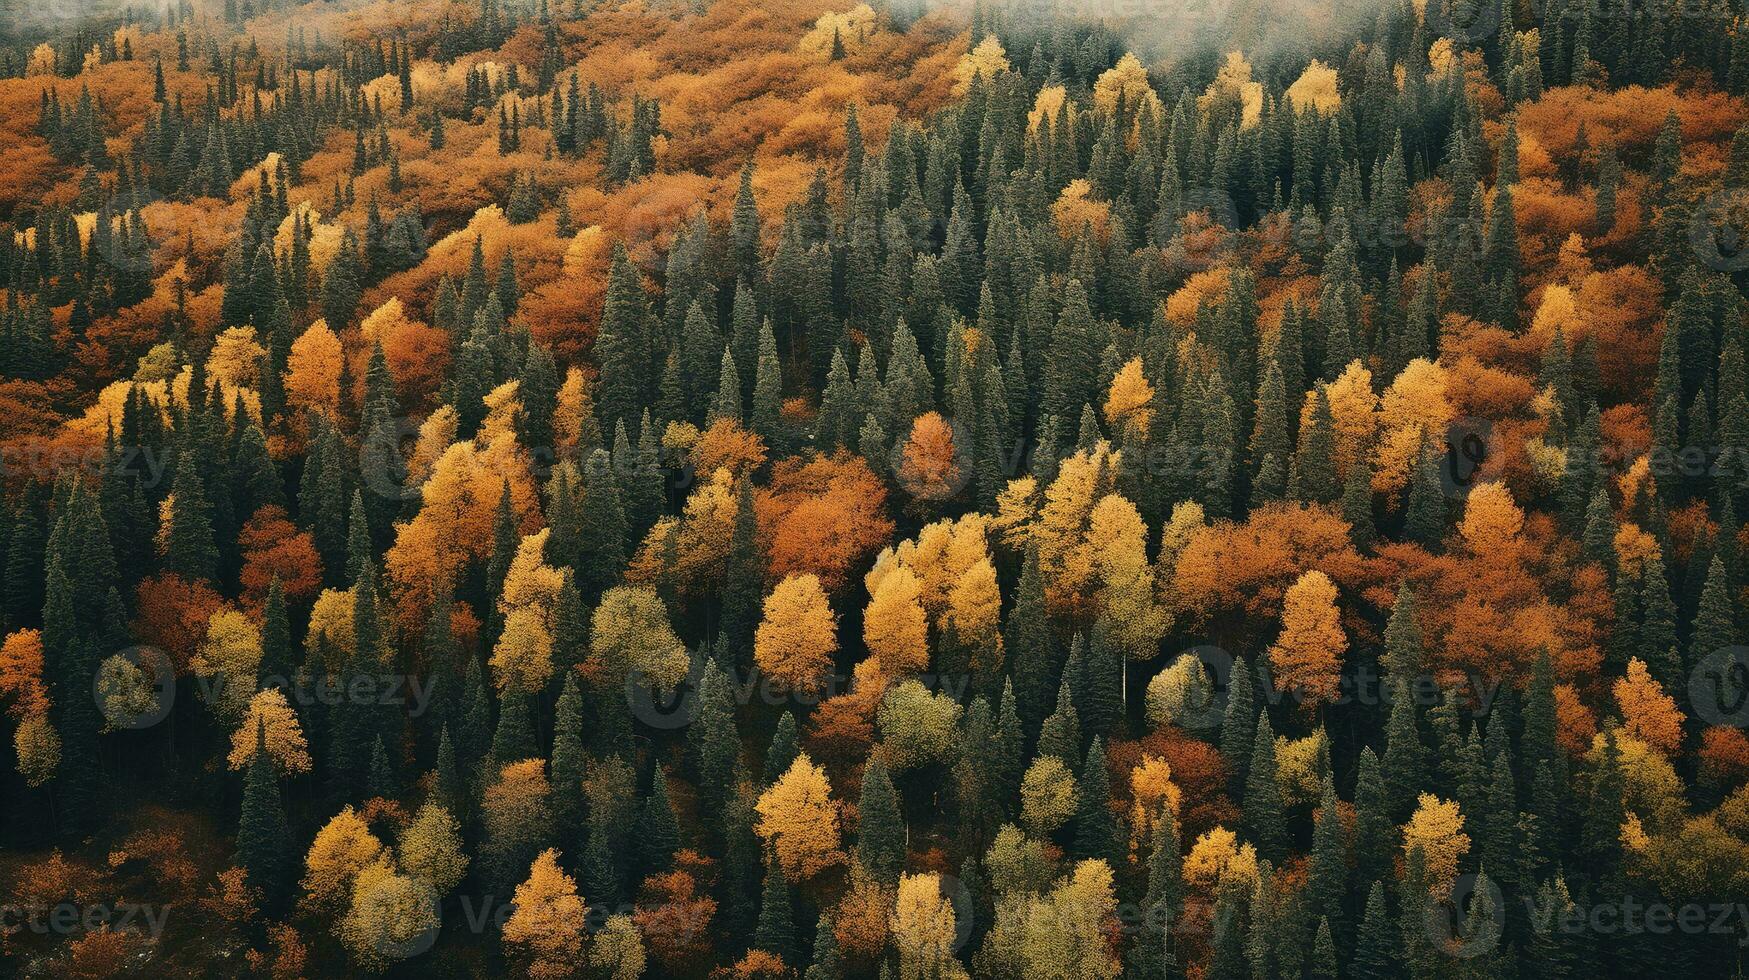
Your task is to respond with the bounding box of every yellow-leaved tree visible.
[1402,794,1471,888]
[894,873,968,980]
[1614,657,1685,756]
[284,320,343,420]
[502,849,587,980]
[397,802,468,896]
[301,806,386,917]
[589,585,688,693]
[864,564,929,674]
[754,574,838,695]
[228,688,311,774]
[192,609,262,721]
[755,752,844,881]
[1267,569,1347,708]
[337,856,438,970]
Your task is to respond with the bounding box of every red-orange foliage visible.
[237,506,324,608]
[1108,729,1236,840]
[1171,502,1365,629]
[635,866,718,974]
[132,574,229,671]
[755,453,894,594]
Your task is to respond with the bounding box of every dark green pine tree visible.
[1207,884,1249,980]
[551,673,587,836]
[581,815,623,915]
[595,245,655,433]
[1250,360,1291,502]
[1293,388,1338,504]
[1006,547,1056,738]
[1403,442,1447,548]
[718,481,764,671]
[855,756,906,885]
[689,659,741,818]
[259,577,294,683]
[1044,281,1101,424]
[577,449,629,601]
[1036,672,1081,769]
[1352,748,1393,889]
[1078,623,1123,741]
[764,711,800,783]
[1309,917,1337,980]
[489,691,537,770]
[635,767,682,873]
[754,856,799,966]
[165,449,219,581]
[1382,679,1425,822]
[1243,711,1287,861]
[1690,554,1737,686]
[804,913,843,980]
[1579,728,1626,884]
[1073,738,1120,867]
[433,724,463,816]
[1639,554,1681,692]
[1220,656,1256,796]
[1306,768,1347,940]
[236,719,293,909]
[992,681,1025,816]
[720,763,762,939]
[1382,582,1425,680]
[456,657,493,777]
[1349,881,1397,980]
[1128,800,1186,979]
[368,734,399,799]
[1341,453,1376,548]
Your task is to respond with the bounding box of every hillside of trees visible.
[1,0,1749,976]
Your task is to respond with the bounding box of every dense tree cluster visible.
[2,0,1749,977]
